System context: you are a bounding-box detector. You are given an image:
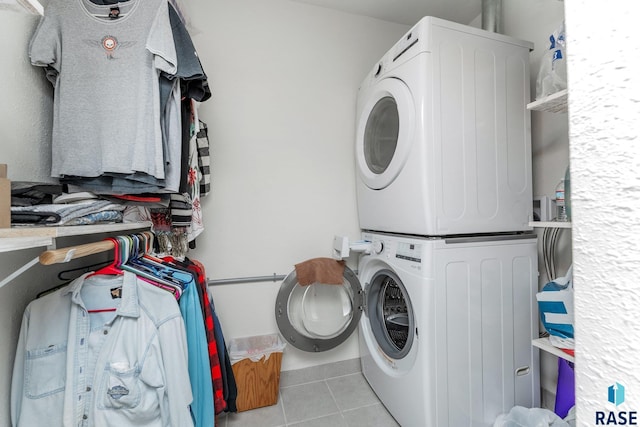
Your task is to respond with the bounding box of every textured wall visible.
[566,1,640,424]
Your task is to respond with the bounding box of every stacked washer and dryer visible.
[275,16,540,427]
[354,17,539,427]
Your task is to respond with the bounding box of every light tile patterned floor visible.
[216,358,400,427]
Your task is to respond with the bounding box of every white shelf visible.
[527,89,568,113]
[0,222,151,253]
[532,337,574,363]
[529,221,572,229]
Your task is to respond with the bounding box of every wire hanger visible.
[57,260,112,282]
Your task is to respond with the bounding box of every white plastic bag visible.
[493,406,571,427]
[563,406,576,427]
[228,334,286,364]
[536,21,567,99]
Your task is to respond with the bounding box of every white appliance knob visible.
[373,241,384,254]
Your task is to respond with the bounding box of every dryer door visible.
[275,267,363,352]
[355,77,415,190]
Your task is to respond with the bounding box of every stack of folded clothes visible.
[10,184,131,226]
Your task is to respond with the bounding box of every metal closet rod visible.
[40,240,289,286]
[42,244,290,286]
[207,273,287,286]
[39,238,290,286]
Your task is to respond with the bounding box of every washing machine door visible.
[355,77,415,190]
[275,267,363,352]
[364,268,415,360]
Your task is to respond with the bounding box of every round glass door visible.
[275,267,363,352]
[365,269,414,359]
[356,77,415,190]
[364,96,399,174]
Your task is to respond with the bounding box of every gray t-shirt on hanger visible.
[29,0,177,181]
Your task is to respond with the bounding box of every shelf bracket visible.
[0,238,59,290]
[0,256,40,290]
[0,221,151,289]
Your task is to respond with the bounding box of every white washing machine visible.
[275,231,540,426]
[355,17,535,236]
[358,231,540,426]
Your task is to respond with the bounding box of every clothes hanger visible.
[87,237,123,277]
[89,2,129,20]
[125,257,190,292]
[83,237,124,313]
[136,231,170,264]
[135,232,189,281]
[36,233,184,305]
[57,260,112,281]
[37,282,72,299]
[119,233,187,298]
[88,308,118,313]
[36,260,113,299]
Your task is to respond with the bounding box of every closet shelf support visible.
[1,223,151,289]
[0,238,112,289]
[0,256,40,290]
[0,238,59,289]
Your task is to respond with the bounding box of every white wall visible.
[184,0,408,371]
[503,1,569,203]
[0,8,53,426]
[565,1,640,425]
[499,0,570,410]
[502,0,572,286]
[0,10,52,182]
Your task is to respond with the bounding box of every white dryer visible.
[355,17,535,236]
[275,231,540,426]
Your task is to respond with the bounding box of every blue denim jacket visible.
[11,272,194,427]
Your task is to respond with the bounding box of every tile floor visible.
[216,358,400,427]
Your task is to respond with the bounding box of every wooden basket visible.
[232,352,283,412]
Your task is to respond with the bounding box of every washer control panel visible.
[363,233,423,264]
[395,242,422,263]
